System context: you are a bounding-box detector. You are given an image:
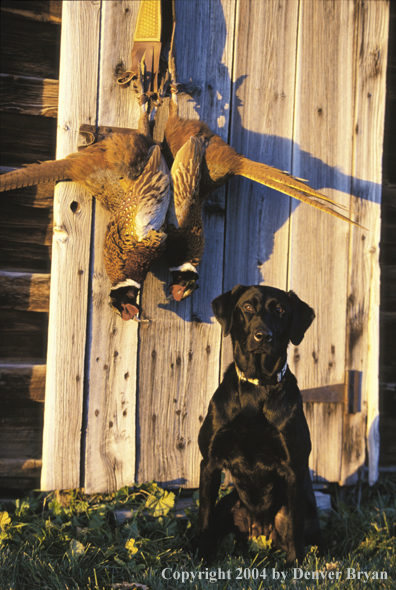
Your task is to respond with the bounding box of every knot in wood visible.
[53,227,68,243]
[176,437,186,450]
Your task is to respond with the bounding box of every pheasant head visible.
[109,285,140,321]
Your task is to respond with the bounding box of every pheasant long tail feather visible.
[0,160,72,192]
[238,157,363,227]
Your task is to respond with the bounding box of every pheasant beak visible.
[121,303,140,321]
[168,279,199,301]
[168,284,187,301]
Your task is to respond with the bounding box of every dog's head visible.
[212,285,315,378]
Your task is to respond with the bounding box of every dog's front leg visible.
[197,458,222,562]
[284,470,308,564]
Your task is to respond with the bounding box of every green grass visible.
[0,476,395,590]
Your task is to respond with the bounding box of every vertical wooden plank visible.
[287,1,357,484]
[288,0,355,391]
[289,0,388,485]
[225,0,299,290]
[345,0,389,485]
[221,0,300,371]
[304,402,343,483]
[84,0,141,494]
[41,0,101,490]
[340,412,366,485]
[137,0,236,488]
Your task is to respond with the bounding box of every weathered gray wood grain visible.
[288,0,353,392]
[287,1,355,483]
[83,0,142,494]
[41,0,102,490]
[346,0,389,485]
[303,402,343,483]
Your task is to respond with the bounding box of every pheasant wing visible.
[120,144,171,241]
[170,136,204,228]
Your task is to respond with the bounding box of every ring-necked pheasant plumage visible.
[104,143,170,320]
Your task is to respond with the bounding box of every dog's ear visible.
[288,291,315,345]
[212,284,248,336]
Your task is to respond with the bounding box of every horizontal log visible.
[0,310,48,363]
[0,171,54,274]
[0,10,60,79]
[0,112,57,166]
[0,363,46,402]
[0,173,55,208]
[0,476,40,491]
[0,431,43,461]
[1,401,44,431]
[0,203,53,246]
[0,272,50,312]
[0,413,44,435]
[0,74,58,117]
[0,242,52,273]
[1,1,62,24]
[0,458,42,479]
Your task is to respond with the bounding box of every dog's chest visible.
[211,381,308,473]
[213,406,290,471]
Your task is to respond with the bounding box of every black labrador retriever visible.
[197,284,323,564]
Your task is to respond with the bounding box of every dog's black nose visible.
[254,329,273,343]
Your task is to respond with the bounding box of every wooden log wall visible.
[0,0,394,494]
[0,0,61,491]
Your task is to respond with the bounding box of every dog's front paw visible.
[285,544,305,567]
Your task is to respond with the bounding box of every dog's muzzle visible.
[247,323,274,352]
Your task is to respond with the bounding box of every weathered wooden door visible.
[41,0,389,493]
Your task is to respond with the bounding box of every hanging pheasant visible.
[161,51,360,300]
[0,97,171,320]
[104,142,170,320]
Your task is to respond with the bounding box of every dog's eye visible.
[244,303,253,313]
[275,305,284,315]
